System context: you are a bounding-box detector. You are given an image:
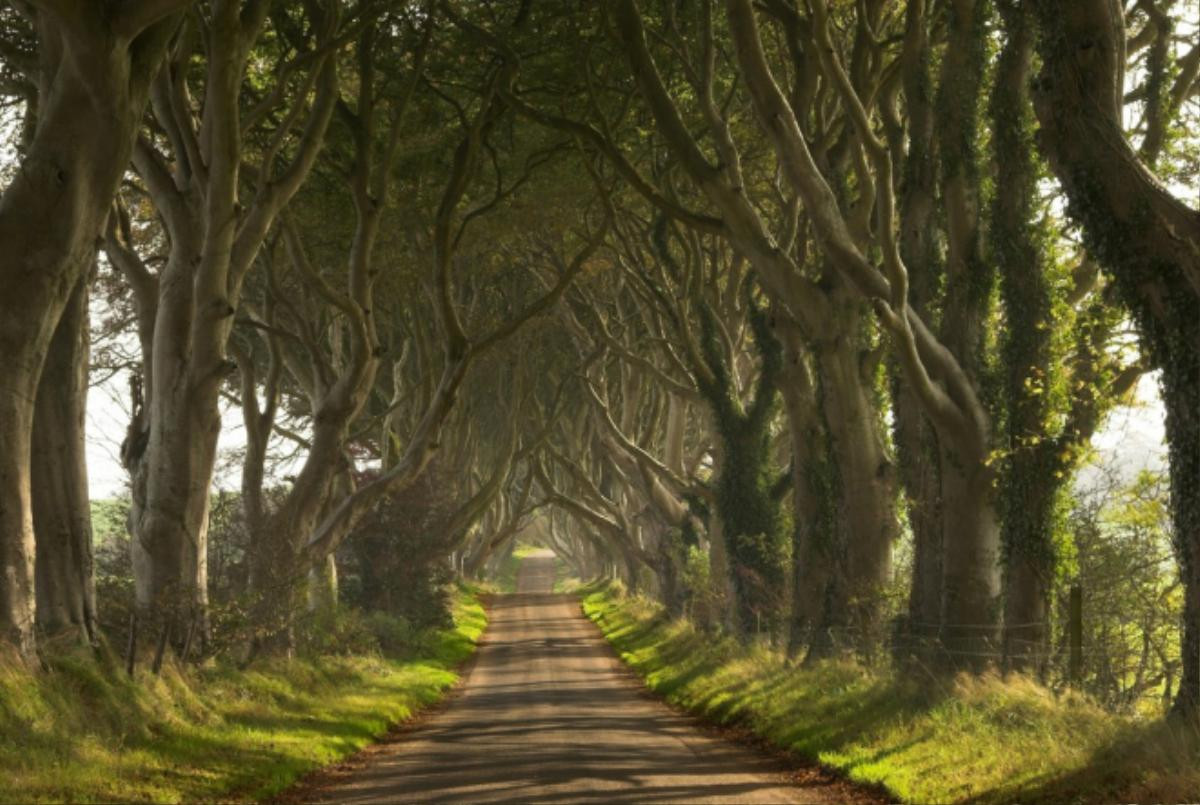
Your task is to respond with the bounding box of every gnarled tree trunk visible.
[1034,0,1200,719]
[893,0,944,656]
[0,5,182,656]
[993,1,1056,672]
[32,271,97,644]
[777,318,836,657]
[812,293,898,647]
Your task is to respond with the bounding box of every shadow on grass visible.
[966,718,1200,805]
[592,594,946,759]
[584,585,1200,804]
[0,590,487,804]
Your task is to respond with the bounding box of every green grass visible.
[582,582,1200,804]
[0,588,487,803]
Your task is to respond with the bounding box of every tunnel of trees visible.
[1,0,1200,728]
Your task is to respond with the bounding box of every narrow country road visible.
[310,553,853,804]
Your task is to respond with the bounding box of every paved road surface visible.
[313,553,843,804]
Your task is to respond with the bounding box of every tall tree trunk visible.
[813,301,898,643]
[777,319,836,658]
[132,374,221,646]
[931,0,1001,669]
[250,424,349,647]
[695,303,788,637]
[0,368,39,655]
[1033,0,1200,719]
[0,11,178,656]
[993,1,1056,672]
[781,302,898,659]
[938,447,1002,665]
[1163,350,1200,719]
[124,209,216,652]
[32,272,97,644]
[893,379,942,646]
[894,0,943,655]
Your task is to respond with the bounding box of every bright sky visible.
[1079,373,1168,489]
[86,369,254,499]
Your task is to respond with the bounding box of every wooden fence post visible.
[1069,583,1083,685]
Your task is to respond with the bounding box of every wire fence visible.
[673,582,1191,715]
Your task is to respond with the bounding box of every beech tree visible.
[558,275,716,617]
[587,0,994,663]
[608,219,790,635]
[228,9,431,651]
[103,0,344,662]
[1034,0,1200,720]
[0,0,191,657]
[990,0,1148,671]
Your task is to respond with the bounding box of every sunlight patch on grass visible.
[0,587,486,804]
[582,582,1200,804]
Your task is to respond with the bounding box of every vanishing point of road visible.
[305,553,873,804]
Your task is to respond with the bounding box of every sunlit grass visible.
[582,582,1200,804]
[0,587,486,804]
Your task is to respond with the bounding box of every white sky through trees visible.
[81,343,1169,500]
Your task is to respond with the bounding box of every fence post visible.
[1069,583,1083,685]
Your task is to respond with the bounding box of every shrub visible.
[364,611,419,656]
[295,606,380,658]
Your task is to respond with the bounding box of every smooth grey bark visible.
[891,0,944,651]
[810,287,898,646]
[0,2,184,657]
[32,270,96,644]
[778,293,896,659]
[115,174,215,643]
[104,4,339,658]
[776,317,836,656]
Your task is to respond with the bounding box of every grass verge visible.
[582,582,1200,804]
[0,587,487,804]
